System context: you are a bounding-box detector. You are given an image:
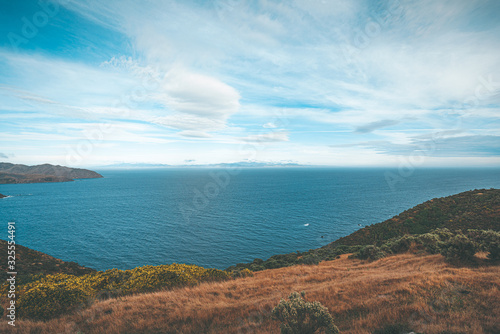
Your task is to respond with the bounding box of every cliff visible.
[0,163,103,184]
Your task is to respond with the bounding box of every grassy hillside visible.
[332,188,500,247]
[3,253,498,334]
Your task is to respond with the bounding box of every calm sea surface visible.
[1,168,499,271]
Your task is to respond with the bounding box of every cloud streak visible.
[240,131,289,143]
[355,119,401,133]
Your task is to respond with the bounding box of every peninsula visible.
[0,163,103,184]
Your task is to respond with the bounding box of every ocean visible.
[1,167,499,271]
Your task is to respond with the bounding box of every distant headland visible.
[0,162,103,185]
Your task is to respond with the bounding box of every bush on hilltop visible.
[272,291,339,334]
[18,284,87,320]
[439,233,477,263]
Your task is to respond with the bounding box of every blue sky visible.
[0,0,499,167]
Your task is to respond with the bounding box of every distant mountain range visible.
[98,163,172,169]
[0,162,103,185]
[98,161,302,169]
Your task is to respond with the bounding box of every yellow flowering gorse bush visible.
[6,263,230,320]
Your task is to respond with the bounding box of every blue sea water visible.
[0,167,499,271]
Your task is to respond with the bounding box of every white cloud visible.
[239,131,289,143]
[161,67,240,119]
[142,67,241,133]
[263,122,277,128]
[178,131,213,138]
[151,114,226,132]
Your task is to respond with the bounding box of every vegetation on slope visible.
[1,263,231,320]
[349,228,500,263]
[3,253,498,334]
[228,188,500,273]
[332,188,500,246]
[228,228,499,273]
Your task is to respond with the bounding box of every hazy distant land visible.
[98,161,302,169]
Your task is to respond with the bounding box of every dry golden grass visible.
[3,253,499,334]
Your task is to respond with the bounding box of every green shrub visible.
[231,268,254,278]
[439,233,477,262]
[468,229,500,260]
[415,232,441,254]
[431,228,455,241]
[249,263,265,271]
[240,268,254,277]
[334,245,360,254]
[264,259,281,269]
[485,233,500,261]
[200,268,232,281]
[299,254,321,265]
[386,235,416,253]
[352,245,387,261]
[272,291,339,334]
[18,283,88,320]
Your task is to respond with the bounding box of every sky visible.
[0,0,499,167]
